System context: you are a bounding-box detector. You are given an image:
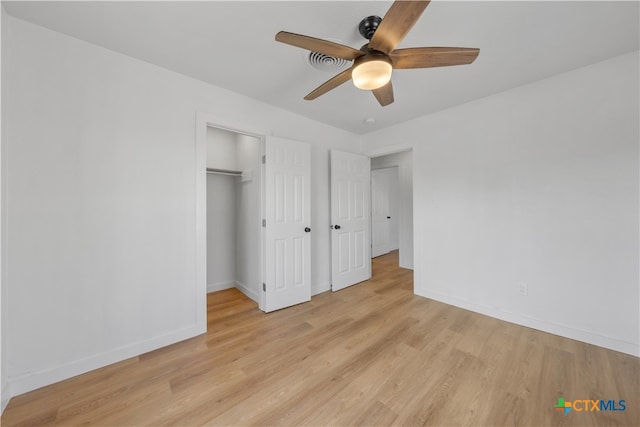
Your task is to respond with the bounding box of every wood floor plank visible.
[2,251,638,426]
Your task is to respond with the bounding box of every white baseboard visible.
[312,282,331,296]
[234,281,258,303]
[416,288,639,357]
[207,280,236,293]
[399,261,414,270]
[8,323,204,397]
[1,380,9,414]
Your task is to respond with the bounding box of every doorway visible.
[327,148,413,292]
[371,166,399,258]
[196,114,314,317]
[370,150,413,270]
[205,126,262,302]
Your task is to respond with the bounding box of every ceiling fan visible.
[275,0,479,107]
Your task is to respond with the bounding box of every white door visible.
[264,136,311,312]
[330,150,371,291]
[371,169,391,258]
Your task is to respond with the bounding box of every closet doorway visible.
[206,126,262,303]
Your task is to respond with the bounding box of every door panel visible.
[331,150,371,292]
[264,136,311,312]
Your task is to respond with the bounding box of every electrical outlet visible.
[518,283,528,296]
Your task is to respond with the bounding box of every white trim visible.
[234,281,259,303]
[8,324,203,397]
[260,141,266,312]
[207,280,236,293]
[194,113,208,337]
[416,288,640,357]
[196,112,268,139]
[364,144,412,158]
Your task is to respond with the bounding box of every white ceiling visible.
[4,1,639,135]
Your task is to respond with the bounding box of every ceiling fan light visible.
[352,55,392,90]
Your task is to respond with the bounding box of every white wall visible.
[371,152,414,269]
[365,51,640,356]
[0,4,8,415]
[206,173,236,292]
[234,134,261,301]
[206,127,238,171]
[3,15,359,400]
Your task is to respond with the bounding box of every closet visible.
[206,126,261,302]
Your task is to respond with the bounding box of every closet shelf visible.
[206,168,242,176]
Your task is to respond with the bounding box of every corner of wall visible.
[234,281,259,303]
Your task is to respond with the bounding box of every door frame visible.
[366,145,414,273]
[195,112,267,318]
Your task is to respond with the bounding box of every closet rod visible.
[206,168,242,176]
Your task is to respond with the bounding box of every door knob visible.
[304,227,311,232]
[333,224,341,230]
[387,216,391,219]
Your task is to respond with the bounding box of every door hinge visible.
[262,219,266,227]
[262,155,266,164]
[263,283,266,292]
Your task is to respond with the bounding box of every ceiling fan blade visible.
[390,47,480,69]
[369,1,431,55]
[304,67,353,100]
[276,31,364,61]
[372,81,394,106]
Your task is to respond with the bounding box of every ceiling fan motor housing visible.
[358,15,382,40]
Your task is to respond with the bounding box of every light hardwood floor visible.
[2,251,638,426]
